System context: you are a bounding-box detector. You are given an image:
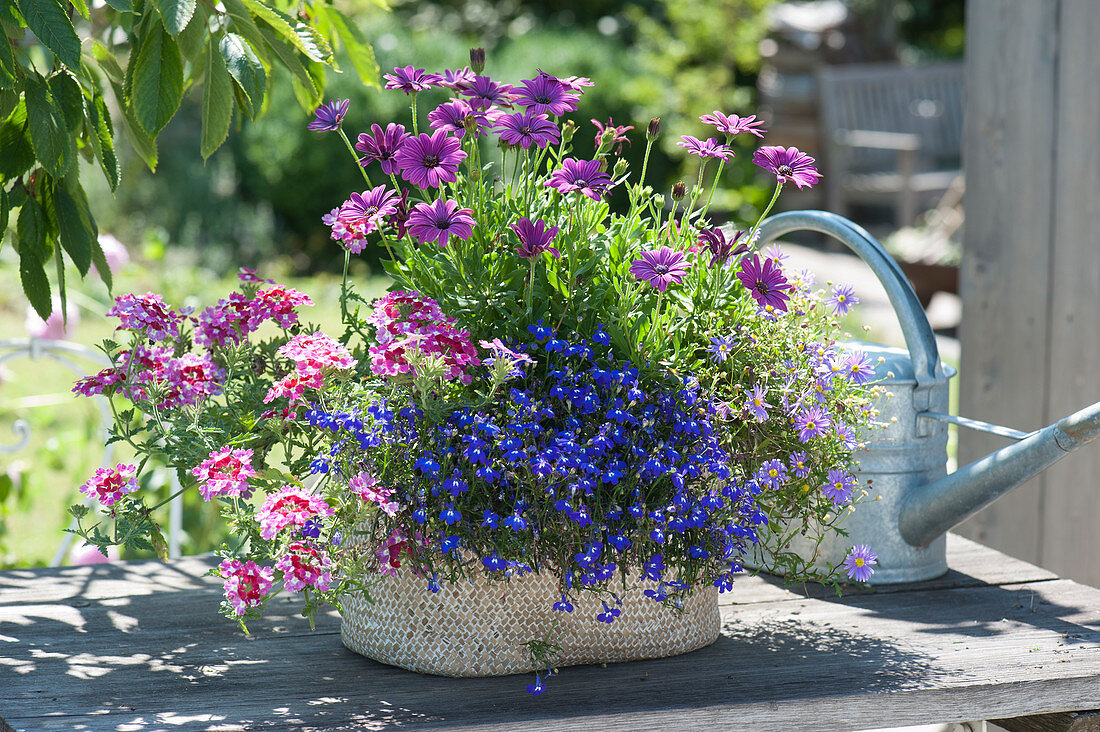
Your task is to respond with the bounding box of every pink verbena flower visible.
[376,528,408,577]
[256,486,335,540]
[366,292,480,382]
[278,332,356,373]
[252,286,314,329]
[276,542,334,592]
[237,267,273,284]
[73,367,124,398]
[192,447,257,501]
[106,293,181,342]
[219,559,274,615]
[195,292,261,348]
[349,472,400,516]
[81,464,138,506]
[264,370,324,406]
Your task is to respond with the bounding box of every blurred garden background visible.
[0,0,964,568]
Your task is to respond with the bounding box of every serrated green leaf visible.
[200,37,231,160]
[154,0,195,35]
[24,74,75,177]
[54,222,67,328]
[0,2,23,25]
[0,29,20,89]
[89,230,112,290]
[0,103,35,180]
[1,188,8,235]
[257,24,320,110]
[114,78,158,170]
[17,0,82,69]
[17,196,52,319]
[54,181,94,276]
[103,0,133,12]
[176,2,208,61]
[85,86,120,189]
[70,0,90,20]
[91,40,126,84]
[20,253,52,319]
[241,0,331,64]
[48,70,84,132]
[219,0,271,72]
[0,88,18,119]
[131,20,183,135]
[218,32,264,119]
[323,6,378,87]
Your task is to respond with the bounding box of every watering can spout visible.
[898,400,1100,548]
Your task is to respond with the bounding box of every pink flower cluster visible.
[365,292,480,382]
[277,542,334,592]
[349,472,400,516]
[81,464,138,507]
[264,332,355,405]
[105,293,181,342]
[376,528,408,577]
[192,446,257,501]
[219,559,274,615]
[73,346,225,409]
[196,285,314,347]
[255,486,334,540]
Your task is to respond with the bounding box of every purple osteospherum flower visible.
[308,99,349,132]
[407,199,475,248]
[512,217,560,259]
[383,65,442,94]
[394,130,467,189]
[545,158,612,201]
[753,145,823,190]
[513,74,578,116]
[699,111,767,138]
[827,284,860,316]
[428,99,490,139]
[629,247,691,292]
[823,468,857,505]
[844,350,876,385]
[495,110,560,149]
[677,135,733,161]
[592,117,633,154]
[439,66,475,91]
[789,451,810,478]
[795,404,832,443]
[356,123,410,175]
[707,335,735,362]
[698,227,748,268]
[844,544,878,582]
[745,384,771,421]
[759,459,788,490]
[461,75,514,111]
[737,254,792,311]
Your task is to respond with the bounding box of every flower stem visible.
[699,159,727,221]
[410,93,419,136]
[747,180,784,247]
[338,129,373,187]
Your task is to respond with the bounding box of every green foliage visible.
[0,0,382,318]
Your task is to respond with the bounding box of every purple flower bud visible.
[647,117,661,140]
[469,47,485,74]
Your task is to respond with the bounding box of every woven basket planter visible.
[340,566,721,677]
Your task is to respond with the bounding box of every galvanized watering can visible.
[754,211,1100,583]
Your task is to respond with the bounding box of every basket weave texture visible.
[340,566,721,677]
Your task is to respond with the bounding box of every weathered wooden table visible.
[1,534,1098,731]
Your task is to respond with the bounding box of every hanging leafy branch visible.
[0,0,382,319]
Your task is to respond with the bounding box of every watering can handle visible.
[757,211,944,386]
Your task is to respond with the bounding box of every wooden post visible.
[957,0,1100,587]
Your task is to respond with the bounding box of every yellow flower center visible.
[768,469,778,478]
[854,558,865,567]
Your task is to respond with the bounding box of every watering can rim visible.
[840,341,957,385]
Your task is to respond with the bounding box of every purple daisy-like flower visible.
[512,217,560,259]
[753,145,823,190]
[308,99,349,132]
[822,468,857,505]
[737,254,792,311]
[795,404,832,443]
[758,459,788,490]
[355,123,410,175]
[428,99,490,139]
[789,450,810,478]
[629,246,690,292]
[545,158,612,201]
[844,350,876,385]
[407,199,475,248]
[439,66,475,91]
[560,74,594,92]
[394,130,467,189]
[461,75,514,111]
[677,135,733,161]
[706,335,735,362]
[744,384,771,421]
[327,186,400,253]
[494,110,560,149]
[699,111,767,138]
[592,117,633,155]
[383,65,442,94]
[698,227,749,268]
[844,544,878,582]
[827,284,860,316]
[514,74,578,116]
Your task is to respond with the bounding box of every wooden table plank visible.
[1,536,1097,731]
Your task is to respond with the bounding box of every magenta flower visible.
[383,65,442,94]
[677,135,733,161]
[439,66,475,91]
[407,199,475,248]
[699,111,766,138]
[81,464,138,507]
[460,75,515,111]
[545,158,612,201]
[106,292,180,342]
[592,117,633,154]
[327,186,400,252]
[494,111,560,150]
[355,123,410,175]
[277,541,334,592]
[827,284,859,316]
[795,405,832,443]
[823,468,857,505]
[394,130,467,189]
[428,99,491,139]
[513,74,578,116]
[308,99,349,132]
[844,544,878,582]
[629,246,690,292]
[256,486,335,540]
[219,559,274,615]
[698,227,748,268]
[512,217,560,259]
[753,145,823,190]
[349,472,400,516]
[737,254,792,311]
[192,446,257,501]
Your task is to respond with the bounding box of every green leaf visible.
[115,82,158,170]
[0,30,20,89]
[257,24,320,110]
[1,187,8,236]
[323,6,378,87]
[219,0,270,66]
[48,70,84,133]
[218,32,264,119]
[17,193,50,261]
[54,181,94,276]
[200,37,232,160]
[89,224,112,290]
[70,0,90,19]
[176,2,208,62]
[0,88,18,119]
[91,40,126,84]
[154,0,195,36]
[241,0,331,64]
[85,86,120,190]
[103,0,133,12]
[17,0,82,69]
[20,244,52,320]
[0,102,35,180]
[130,19,183,135]
[24,75,75,178]
[0,3,23,26]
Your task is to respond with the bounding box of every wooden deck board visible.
[1,535,1097,731]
